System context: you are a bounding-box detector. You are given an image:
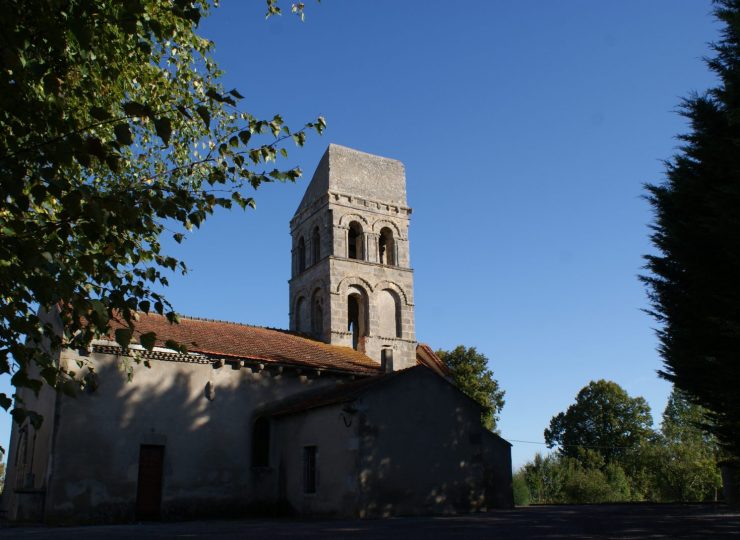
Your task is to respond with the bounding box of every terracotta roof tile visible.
[108,313,380,375]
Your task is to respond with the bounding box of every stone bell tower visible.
[289,144,416,370]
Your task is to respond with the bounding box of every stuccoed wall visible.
[31,348,346,523]
[481,430,515,508]
[272,403,359,516]
[354,368,512,516]
[269,368,513,518]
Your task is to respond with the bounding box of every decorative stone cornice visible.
[291,190,412,229]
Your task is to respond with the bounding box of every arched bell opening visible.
[347,221,364,261]
[378,227,396,266]
[347,285,369,351]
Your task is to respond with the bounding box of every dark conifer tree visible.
[643,0,740,458]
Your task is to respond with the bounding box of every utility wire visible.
[507,439,637,450]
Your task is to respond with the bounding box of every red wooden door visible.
[136,445,164,520]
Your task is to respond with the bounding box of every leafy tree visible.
[642,0,740,458]
[435,345,505,431]
[512,470,531,506]
[522,388,721,503]
[662,387,716,446]
[544,380,653,465]
[560,457,631,504]
[651,388,722,501]
[517,451,631,504]
[0,0,324,427]
[519,452,566,504]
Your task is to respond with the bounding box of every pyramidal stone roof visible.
[106,312,381,375]
[294,143,407,217]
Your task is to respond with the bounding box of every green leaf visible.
[176,105,192,120]
[292,132,306,146]
[11,369,42,396]
[89,299,109,326]
[206,88,224,102]
[164,339,187,353]
[196,106,210,129]
[59,379,78,398]
[115,328,133,350]
[40,366,58,387]
[11,407,44,429]
[90,106,108,120]
[0,392,12,411]
[123,101,153,118]
[154,117,172,145]
[86,137,106,159]
[238,130,251,145]
[114,123,134,145]
[123,0,145,15]
[139,331,157,351]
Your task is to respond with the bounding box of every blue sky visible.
[0,1,721,469]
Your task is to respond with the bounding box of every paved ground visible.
[1,504,739,539]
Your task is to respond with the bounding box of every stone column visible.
[367,233,379,263]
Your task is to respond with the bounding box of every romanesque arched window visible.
[297,236,306,273]
[311,289,323,337]
[311,226,320,265]
[379,227,396,266]
[347,221,364,260]
[378,288,402,338]
[252,417,270,467]
[347,285,368,350]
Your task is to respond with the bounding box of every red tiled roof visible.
[107,313,380,375]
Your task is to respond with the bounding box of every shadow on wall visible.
[354,404,512,518]
[44,356,325,523]
[271,368,513,519]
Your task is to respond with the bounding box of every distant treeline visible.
[513,382,722,505]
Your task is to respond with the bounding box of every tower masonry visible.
[289,144,416,370]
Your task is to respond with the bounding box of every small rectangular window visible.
[303,445,317,494]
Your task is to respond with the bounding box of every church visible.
[3,144,513,523]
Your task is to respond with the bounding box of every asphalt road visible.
[1,504,739,539]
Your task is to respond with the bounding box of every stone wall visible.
[289,145,417,369]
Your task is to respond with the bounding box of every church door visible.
[136,445,165,520]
